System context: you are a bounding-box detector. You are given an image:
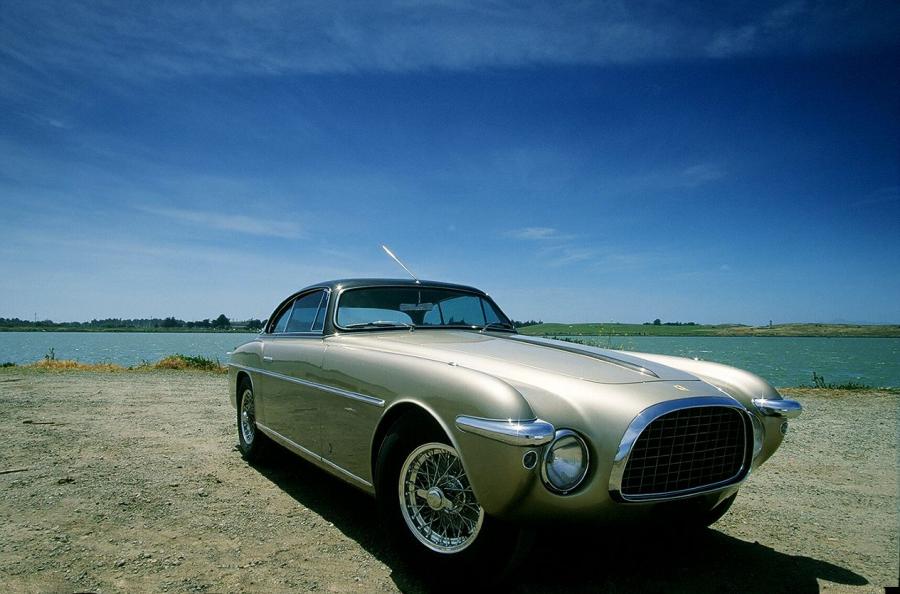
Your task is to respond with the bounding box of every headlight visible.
[751,414,765,459]
[541,429,589,493]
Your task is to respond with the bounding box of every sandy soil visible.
[0,371,896,593]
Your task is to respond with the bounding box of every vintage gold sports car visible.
[228,278,801,568]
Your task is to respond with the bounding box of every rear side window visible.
[285,290,326,333]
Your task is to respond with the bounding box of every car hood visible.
[331,330,698,385]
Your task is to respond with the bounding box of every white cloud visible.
[138,206,304,239]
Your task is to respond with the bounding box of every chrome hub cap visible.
[240,389,255,445]
[399,442,484,554]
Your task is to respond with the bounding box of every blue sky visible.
[1,1,898,324]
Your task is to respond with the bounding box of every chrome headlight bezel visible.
[541,429,589,494]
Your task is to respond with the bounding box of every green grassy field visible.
[518,322,900,338]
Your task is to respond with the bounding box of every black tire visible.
[375,413,528,582]
[237,379,268,462]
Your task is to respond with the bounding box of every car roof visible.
[299,278,487,295]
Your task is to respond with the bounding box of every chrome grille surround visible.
[609,396,753,503]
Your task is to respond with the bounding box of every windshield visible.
[336,286,514,331]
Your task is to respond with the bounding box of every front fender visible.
[324,342,541,514]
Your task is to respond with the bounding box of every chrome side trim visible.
[609,396,752,503]
[752,398,803,419]
[256,422,373,488]
[455,416,555,446]
[228,363,385,408]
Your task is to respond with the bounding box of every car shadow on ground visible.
[252,445,868,593]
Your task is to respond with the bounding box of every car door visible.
[316,342,387,482]
[259,289,329,453]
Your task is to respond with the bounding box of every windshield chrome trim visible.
[256,422,373,488]
[455,416,555,446]
[332,284,515,334]
[608,396,752,503]
[228,363,385,408]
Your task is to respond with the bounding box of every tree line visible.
[0,315,265,330]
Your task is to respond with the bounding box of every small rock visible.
[115,559,126,567]
[57,477,74,485]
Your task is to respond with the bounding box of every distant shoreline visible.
[518,322,900,338]
[1,322,898,337]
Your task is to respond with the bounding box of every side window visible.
[271,304,293,334]
[285,290,325,333]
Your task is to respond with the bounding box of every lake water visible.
[0,332,897,388]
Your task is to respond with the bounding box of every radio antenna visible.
[381,245,420,284]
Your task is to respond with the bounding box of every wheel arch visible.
[236,370,253,393]
[370,400,457,491]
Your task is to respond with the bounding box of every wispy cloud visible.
[505,227,569,241]
[705,0,808,58]
[138,206,304,239]
[2,1,897,86]
[545,246,596,267]
[681,163,726,187]
[506,227,596,266]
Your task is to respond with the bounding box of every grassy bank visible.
[519,322,900,338]
[1,354,227,373]
[0,327,254,333]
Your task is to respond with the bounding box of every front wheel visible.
[398,442,485,554]
[375,415,527,580]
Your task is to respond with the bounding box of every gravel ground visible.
[0,371,896,593]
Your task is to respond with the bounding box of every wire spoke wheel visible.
[239,388,256,445]
[398,442,484,554]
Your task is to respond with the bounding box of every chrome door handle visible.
[262,356,273,362]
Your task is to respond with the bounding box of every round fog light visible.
[522,450,537,470]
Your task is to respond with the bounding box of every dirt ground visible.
[0,370,896,593]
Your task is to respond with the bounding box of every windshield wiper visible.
[345,321,415,332]
[479,321,516,333]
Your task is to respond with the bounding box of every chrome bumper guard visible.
[455,416,555,447]
[751,398,803,418]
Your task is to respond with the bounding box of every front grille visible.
[621,406,748,497]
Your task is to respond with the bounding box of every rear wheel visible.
[375,414,527,580]
[237,380,268,462]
